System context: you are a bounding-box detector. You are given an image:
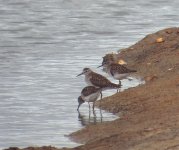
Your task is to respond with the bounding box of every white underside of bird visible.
[112,73,129,80]
[81,92,100,102]
[85,76,94,86]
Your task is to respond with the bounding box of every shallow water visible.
[0,0,178,149]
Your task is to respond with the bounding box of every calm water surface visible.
[0,0,179,149]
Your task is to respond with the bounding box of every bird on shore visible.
[77,86,101,111]
[98,60,137,85]
[101,53,119,72]
[77,68,121,96]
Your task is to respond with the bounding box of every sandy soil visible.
[5,27,179,150]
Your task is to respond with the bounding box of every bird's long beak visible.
[76,72,84,77]
[97,64,103,68]
[77,103,81,111]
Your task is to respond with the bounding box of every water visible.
[0,0,178,149]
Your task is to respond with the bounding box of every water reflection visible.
[78,109,103,126]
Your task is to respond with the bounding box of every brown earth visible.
[5,27,179,150]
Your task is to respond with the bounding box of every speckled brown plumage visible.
[109,63,137,76]
[77,68,121,93]
[81,86,101,97]
[88,71,121,89]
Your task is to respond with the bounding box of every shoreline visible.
[5,27,179,150]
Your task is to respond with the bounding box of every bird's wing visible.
[90,73,111,88]
[81,86,99,96]
[110,64,135,74]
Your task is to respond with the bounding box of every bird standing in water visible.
[77,86,101,111]
[101,53,119,72]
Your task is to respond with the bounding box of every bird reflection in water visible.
[77,109,103,126]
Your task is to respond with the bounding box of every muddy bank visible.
[5,27,179,150]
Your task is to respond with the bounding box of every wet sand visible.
[5,27,179,150]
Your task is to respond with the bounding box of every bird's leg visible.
[99,99,103,120]
[88,102,90,110]
[100,106,103,122]
[88,102,91,121]
[88,109,91,121]
[100,99,101,109]
[100,91,103,99]
[99,91,103,120]
[93,102,95,111]
[93,109,97,124]
[92,108,96,116]
[117,80,121,93]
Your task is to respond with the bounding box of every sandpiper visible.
[77,86,101,111]
[102,53,119,72]
[98,61,137,84]
[102,53,118,63]
[77,68,121,95]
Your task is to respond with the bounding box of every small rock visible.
[118,59,127,65]
[156,37,164,43]
[168,68,173,71]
